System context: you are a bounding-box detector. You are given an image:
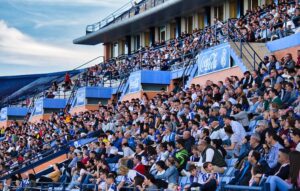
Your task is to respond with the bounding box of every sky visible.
[0,0,129,76]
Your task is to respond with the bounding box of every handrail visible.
[227,21,262,70]
[0,148,68,181]
[64,79,80,113]
[86,0,170,33]
[0,134,97,180]
[228,19,264,62]
[5,181,99,191]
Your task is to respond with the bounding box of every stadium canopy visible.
[0,70,81,107]
[74,0,216,45]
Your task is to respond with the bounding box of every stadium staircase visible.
[64,79,80,113]
[227,25,270,72]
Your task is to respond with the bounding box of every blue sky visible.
[0,0,128,76]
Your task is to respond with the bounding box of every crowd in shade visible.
[1,1,300,191]
[78,0,300,87]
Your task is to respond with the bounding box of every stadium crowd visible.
[1,1,300,191]
[78,0,300,88]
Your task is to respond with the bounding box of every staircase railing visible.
[181,58,197,87]
[115,75,128,100]
[227,20,263,71]
[64,79,80,113]
[23,94,39,124]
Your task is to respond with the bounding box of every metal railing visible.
[227,20,263,71]
[2,181,99,191]
[0,133,97,180]
[220,181,271,191]
[86,0,170,33]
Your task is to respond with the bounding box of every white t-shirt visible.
[296,143,300,152]
[122,147,134,157]
[230,121,246,151]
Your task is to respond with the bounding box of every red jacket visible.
[133,163,146,175]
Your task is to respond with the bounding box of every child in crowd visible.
[106,173,117,191]
[183,162,219,191]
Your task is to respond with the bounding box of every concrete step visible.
[229,42,255,72]
[249,43,271,60]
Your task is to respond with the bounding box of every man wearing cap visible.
[248,93,260,115]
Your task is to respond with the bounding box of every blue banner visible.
[129,72,141,93]
[76,88,85,106]
[0,108,7,121]
[34,99,43,116]
[197,44,230,76]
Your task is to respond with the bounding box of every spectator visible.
[196,140,227,173]
[265,129,284,169]
[273,148,290,180]
[266,151,300,191]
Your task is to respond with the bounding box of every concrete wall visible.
[70,105,99,115]
[190,66,244,85]
[29,114,52,123]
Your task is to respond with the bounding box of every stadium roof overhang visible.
[74,0,221,45]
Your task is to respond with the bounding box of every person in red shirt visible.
[64,72,72,90]
[133,155,146,175]
[81,151,89,165]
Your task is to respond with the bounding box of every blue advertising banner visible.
[76,88,86,106]
[0,108,7,121]
[34,99,43,116]
[197,44,230,76]
[129,72,141,93]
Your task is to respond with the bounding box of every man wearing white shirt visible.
[224,116,246,137]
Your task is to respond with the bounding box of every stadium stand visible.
[0,0,300,191]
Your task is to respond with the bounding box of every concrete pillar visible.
[118,40,124,56]
[131,36,135,53]
[181,17,186,33]
[140,32,145,47]
[166,23,171,40]
[244,0,249,14]
[155,27,159,42]
[224,0,230,21]
[193,13,199,30]
[198,13,205,29]
[260,0,266,6]
[210,6,214,25]
[103,43,111,60]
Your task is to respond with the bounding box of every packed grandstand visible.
[0,0,300,191]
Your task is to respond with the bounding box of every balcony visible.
[86,0,170,34]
